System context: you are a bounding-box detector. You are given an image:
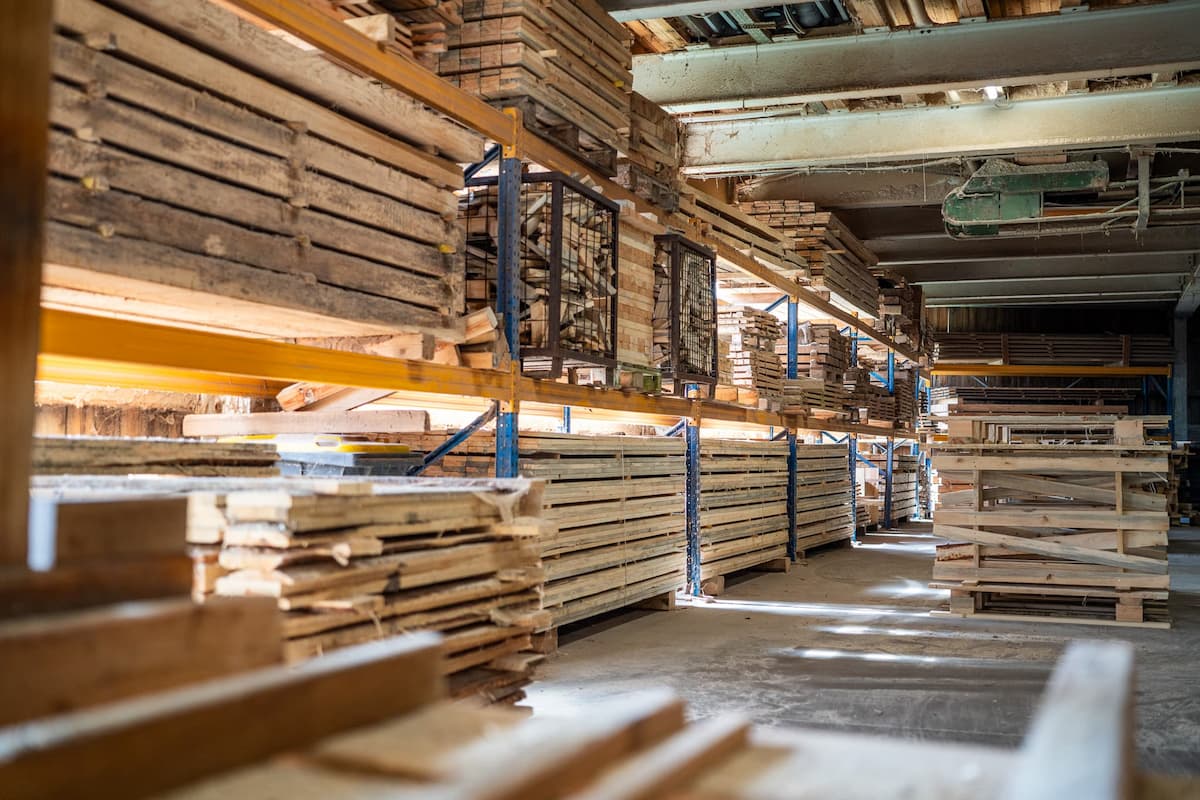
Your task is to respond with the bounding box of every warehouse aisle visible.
[527,524,1200,773]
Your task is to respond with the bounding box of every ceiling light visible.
[983,85,1003,100]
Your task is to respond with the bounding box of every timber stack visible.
[682,189,808,282]
[398,432,686,629]
[876,281,927,353]
[933,331,1174,366]
[738,199,879,318]
[844,366,896,426]
[616,92,681,211]
[794,443,855,552]
[32,435,280,477]
[781,378,851,418]
[439,0,633,175]
[719,307,784,400]
[931,414,1173,627]
[699,439,790,590]
[207,478,548,701]
[781,322,851,384]
[47,0,480,340]
[855,446,918,525]
[616,207,659,369]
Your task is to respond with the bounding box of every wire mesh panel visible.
[653,234,717,395]
[462,172,619,379]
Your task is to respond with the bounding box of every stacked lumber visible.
[931,415,1172,627]
[699,440,790,581]
[930,384,1138,410]
[780,378,851,418]
[439,0,633,174]
[844,367,897,426]
[303,0,417,61]
[397,432,687,628]
[876,281,927,354]
[858,449,919,525]
[933,332,1174,366]
[321,0,466,68]
[893,368,918,429]
[778,322,851,384]
[738,200,878,317]
[47,0,482,339]
[205,479,548,697]
[794,443,855,551]
[32,435,279,477]
[7,632,1185,800]
[616,209,659,367]
[461,176,619,374]
[719,307,784,398]
[616,92,681,211]
[681,189,808,281]
[717,336,734,384]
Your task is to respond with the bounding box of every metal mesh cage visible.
[462,171,619,379]
[653,233,717,394]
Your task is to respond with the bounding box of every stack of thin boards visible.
[396,432,687,628]
[719,307,783,398]
[47,0,481,340]
[333,0,467,68]
[929,384,1138,411]
[616,210,660,368]
[933,332,1174,366]
[33,435,280,477]
[616,92,681,210]
[858,449,918,524]
[780,378,851,418]
[738,200,878,318]
[204,478,548,700]
[844,366,897,426]
[682,189,807,282]
[876,281,926,353]
[794,443,855,552]
[699,439,790,581]
[931,415,1172,627]
[439,0,632,175]
[779,322,851,384]
[461,178,618,372]
[893,369,918,429]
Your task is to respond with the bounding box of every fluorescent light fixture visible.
[983,85,1003,100]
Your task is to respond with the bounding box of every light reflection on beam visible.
[679,597,934,619]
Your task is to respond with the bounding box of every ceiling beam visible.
[870,226,1200,265]
[895,253,1197,284]
[600,0,783,22]
[740,171,966,209]
[635,4,1200,112]
[683,86,1200,173]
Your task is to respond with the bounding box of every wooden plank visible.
[1001,641,1134,800]
[0,634,444,800]
[933,524,1168,574]
[52,497,189,564]
[0,556,193,620]
[0,1,52,565]
[0,597,281,726]
[182,410,430,436]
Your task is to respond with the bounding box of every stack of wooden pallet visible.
[398,432,686,628]
[616,92,681,211]
[779,322,851,384]
[616,209,659,368]
[439,0,632,175]
[204,479,547,699]
[699,439,790,585]
[780,378,851,417]
[461,177,618,370]
[931,415,1172,627]
[794,443,855,551]
[719,307,784,398]
[33,435,279,477]
[844,367,897,425]
[738,200,878,318]
[47,0,480,340]
[933,332,1173,366]
[930,384,1138,412]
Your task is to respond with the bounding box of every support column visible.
[883,437,895,529]
[786,430,798,561]
[0,3,53,566]
[1174,314,1190,442]
[786,300,798,381]
[849,436,859,543]
[685,417,702,594]
[495,152,522,478]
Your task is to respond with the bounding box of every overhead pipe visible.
[905,0,933,28]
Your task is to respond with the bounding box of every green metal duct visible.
[942,158,1110,237]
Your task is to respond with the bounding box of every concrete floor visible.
[527,524,1200,774]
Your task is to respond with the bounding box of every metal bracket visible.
[408,402,498,476]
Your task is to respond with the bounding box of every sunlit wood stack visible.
[843,366,897,426]
[398,432,686,628]
[46,0,480,340]
[682,189,807,283]
[778,322,851,384]
[719,307,784,398]
[780,378,851,418]
[794,443,855,551]
[876,281,927,354]
[439,0,633,174]
[699,439,790,584]
[738,199,878,318]
[616,210,659,368]
[32,435,280,477]
[931,415,1172,627]
[616,92,682,211]
[205,479,548,698]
